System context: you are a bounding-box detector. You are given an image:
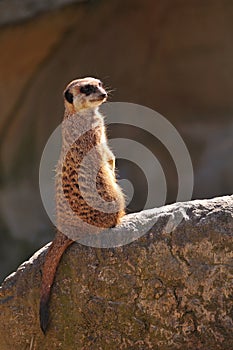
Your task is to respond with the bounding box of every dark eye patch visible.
[64,89,73,104]
[80,84,97,96]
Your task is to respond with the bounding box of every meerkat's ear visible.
[64,89,73,104]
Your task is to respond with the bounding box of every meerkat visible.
[40,77,125,333]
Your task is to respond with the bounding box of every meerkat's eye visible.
[80,84,97,96]
[64,89,73,104]
[98,81,103,88]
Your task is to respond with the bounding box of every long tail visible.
[40,232,73,333]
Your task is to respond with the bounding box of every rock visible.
[0,195,232,349]
[0,0,85,26]
[0,0,233,282]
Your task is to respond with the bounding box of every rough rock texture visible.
[0,0,233,281]
[0,195,232,350]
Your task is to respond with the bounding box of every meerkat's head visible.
[63,77,107,113]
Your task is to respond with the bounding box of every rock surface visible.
[0,195,232,349]
[0,0,233,281]
[0,0,85,25]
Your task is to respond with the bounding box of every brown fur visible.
[40,78,125,333]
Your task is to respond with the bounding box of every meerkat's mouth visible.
[90,96,107,102]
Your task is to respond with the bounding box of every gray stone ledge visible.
[0,0,87,26]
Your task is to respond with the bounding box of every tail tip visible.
[39,299,49,334]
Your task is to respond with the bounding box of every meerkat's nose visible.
[100,92,107,99]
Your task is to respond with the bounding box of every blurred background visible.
[0,0,232,282]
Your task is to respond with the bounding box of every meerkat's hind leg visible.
[105,147,115,173]
[108,157,115,172]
